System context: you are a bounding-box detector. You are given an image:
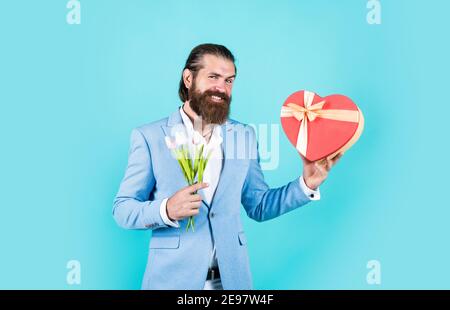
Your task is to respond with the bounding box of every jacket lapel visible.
[208,121,234,209]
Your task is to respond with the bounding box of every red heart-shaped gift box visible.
[280,90,364,161]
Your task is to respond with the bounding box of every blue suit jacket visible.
[113,108,312,289]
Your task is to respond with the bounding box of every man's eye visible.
[226,79,233,84]
[209,75,218,79]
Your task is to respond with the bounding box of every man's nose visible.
[212,83,226,93]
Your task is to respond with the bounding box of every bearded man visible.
[113,44,342,290]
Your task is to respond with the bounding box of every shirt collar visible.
[179,104,194,133]
[179,104,222,142]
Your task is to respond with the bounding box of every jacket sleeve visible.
[112,128,167,230]
[241,127,312,222]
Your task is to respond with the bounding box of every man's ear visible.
[183,69,193,89]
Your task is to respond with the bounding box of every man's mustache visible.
[203,90,230,102]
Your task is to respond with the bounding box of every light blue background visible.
[0,0,449,289]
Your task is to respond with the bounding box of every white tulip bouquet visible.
[165,131,212,232]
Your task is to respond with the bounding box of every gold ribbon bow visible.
[281,90,361,156]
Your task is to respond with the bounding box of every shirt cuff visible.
[299,176,321,201]
[159,198,180,228]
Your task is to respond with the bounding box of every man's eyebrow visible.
[208,72,236,79]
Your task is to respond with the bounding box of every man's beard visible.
[188,80,231,125]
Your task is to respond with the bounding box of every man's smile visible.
[210,95,224,102]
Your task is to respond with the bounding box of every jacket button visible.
[210,212,215,218]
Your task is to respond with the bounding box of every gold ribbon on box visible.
[280,90,361,156]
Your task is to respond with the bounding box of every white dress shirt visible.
[159,105,321,275]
